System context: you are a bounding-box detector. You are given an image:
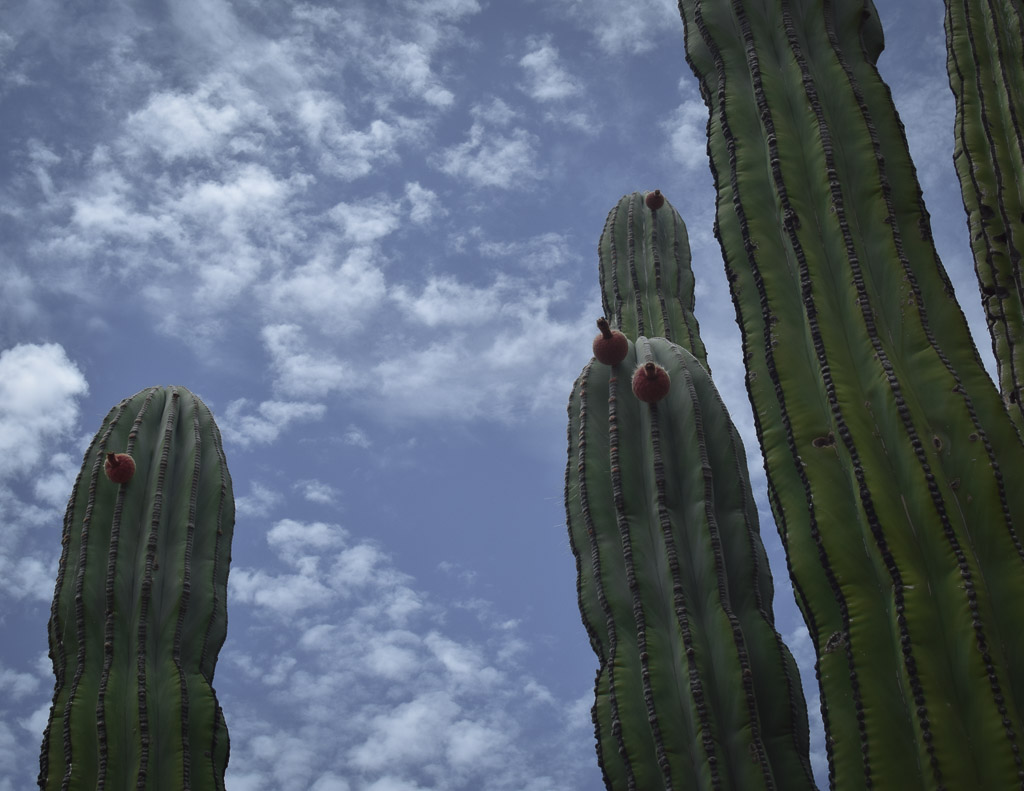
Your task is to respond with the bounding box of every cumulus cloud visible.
[404,181,445,224]
[663,98,709,172]
[437,124,542,189]
[261,324,350,398]
[220,398,326,448]
[0,344,88,479]
[551,0,679,55]
[519,38,582,102]
[224,518,595,790]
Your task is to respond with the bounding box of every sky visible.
[0,1,993,789]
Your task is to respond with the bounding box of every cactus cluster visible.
[39,386,234,791]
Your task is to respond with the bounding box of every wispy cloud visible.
[221,398,327,449]
[223,518,595,790]
[437,124,542,189]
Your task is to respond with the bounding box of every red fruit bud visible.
[632,361,670,403]
[592,317,628,365]
[104,452,136,484]
[645,190,665,211]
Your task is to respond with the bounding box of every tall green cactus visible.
[677,1,1024,787]
[945,0,1024,430]
[566,192,814,789]
[39,386,234,791]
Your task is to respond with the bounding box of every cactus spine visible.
[945,0,1024,429]
[566,193,814,789]
[39,386,234,791]
[678,0,1024,787]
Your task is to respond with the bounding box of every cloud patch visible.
[0,344,88,480]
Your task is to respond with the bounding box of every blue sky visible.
[0,1,992,789]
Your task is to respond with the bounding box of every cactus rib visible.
[945,0,1024,428]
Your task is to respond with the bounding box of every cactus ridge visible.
[945,0,1024,428]
[680,0,1024,786]
[567,336,815,790]
[40,386,233,791]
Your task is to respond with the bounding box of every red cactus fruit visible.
[645,189,665,211]
[632,361,671,403]
[592,317,628,365]
[104,452,136,484]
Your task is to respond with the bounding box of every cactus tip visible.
[645,189,665,211]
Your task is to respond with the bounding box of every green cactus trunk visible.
[678,0,1024,787]
[567,192,813,789]
[945,0,1024,429]
[39,386,234,791]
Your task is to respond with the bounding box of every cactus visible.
[945,0,1024,429]
[598,191,708,368]
[39,386,234,791]
[566,192,814,789]
[677,0,1024,787]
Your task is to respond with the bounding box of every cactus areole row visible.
[39,386,234,791]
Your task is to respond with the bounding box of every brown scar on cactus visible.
[104,452,136,484]
[645,189,665,211]
[632,361,670,403]
[592,317,628,366]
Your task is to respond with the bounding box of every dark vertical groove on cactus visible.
[946,0,1024,427]
[679,0,1024,787]
[40,387,234,791]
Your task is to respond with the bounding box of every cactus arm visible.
[598,192,709,367]
[40,386,233,791]
[679,0,1024,787]
[566,337,815,790]
[945,0,1024,426]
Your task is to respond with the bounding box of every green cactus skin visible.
[566,336,815,790]
[599,192,709,368]
[39,386,233,791]
[945,0,1024,429]
[678,0,1024,787]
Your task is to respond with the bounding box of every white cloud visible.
[519,39,582,102]
[437,124,542,189]
[404,181,445,224]
[343,425,372,448]
[0,552,55,602]
[124,85,246,161]
[220,398,326,448]
[296,479,340,505]
[330,199,402,244]
[0,344,88,479]
[478,231,580,271]
[235,481,283,518]
[261,324,350,398]
[390,276,505,326]
[0,665,40,700]
[663,98,709,172]
[262,252,388,337]
[552,0,679,55]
